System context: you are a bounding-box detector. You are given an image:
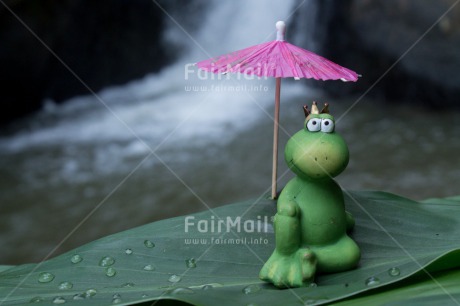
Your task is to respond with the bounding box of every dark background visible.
[1,0,459,126]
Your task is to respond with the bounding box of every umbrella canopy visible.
[196,21,359,199]
[197,21,358,81]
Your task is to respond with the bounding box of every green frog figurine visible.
[259,102,360,288]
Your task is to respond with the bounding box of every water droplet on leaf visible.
[242,284,261,294]
[72,294,85,300]
[125,248,133,255]
[99,256,115,267]
[185,258,197,268]
[29,296,43,303]
[105,267,117,277]
[38,272,55,283]
[143,264,155,271]
[70,254,83,264]
[309,282,317,288]
[168,274,181,283]
[85,289,97,298]
[58,281,73,290]
[365,277,380,286]
[169,287,195,295]
[112,298,122,304]
[122,282,135,288]
[188,283,223,290]
[388,267,400,277]
[201,285,213,290]
[144,240,155,248]
[52,296,66,304]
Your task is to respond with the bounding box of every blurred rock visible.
[0,0,203,125]
[296,0,460,108]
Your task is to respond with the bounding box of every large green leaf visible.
[333,268,460,305]
[1,191,460,305]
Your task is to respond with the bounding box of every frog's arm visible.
[274,199,300,255]
[345,211,355,232]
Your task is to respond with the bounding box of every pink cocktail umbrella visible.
[197,21,359,199]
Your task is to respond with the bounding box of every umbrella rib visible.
[226,42,275,76]
[204,41,272,75]
[280,42,303,79]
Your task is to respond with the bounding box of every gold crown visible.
[303,101,329,117]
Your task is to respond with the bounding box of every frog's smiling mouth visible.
[287,156,332,179]
[287,158,301,172]
[288,158,315,176]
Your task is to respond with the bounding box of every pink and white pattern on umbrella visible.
[197,21,358,82]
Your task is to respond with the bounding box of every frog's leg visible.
[275,200,300,254]
[313,234,360,273]
[259,200,317,287]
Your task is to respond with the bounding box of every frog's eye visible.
[306,118,321,132]
[321,119,334,133]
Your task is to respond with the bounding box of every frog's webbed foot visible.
[259,248,317,288]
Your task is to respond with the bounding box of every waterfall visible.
[0,0,307,152]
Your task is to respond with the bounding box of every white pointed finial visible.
[276,21,286,41]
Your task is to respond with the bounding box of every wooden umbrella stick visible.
[272,77,281,199]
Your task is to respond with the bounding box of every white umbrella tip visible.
[275,21,286,31]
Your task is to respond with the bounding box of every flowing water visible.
[1,0,460,264]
